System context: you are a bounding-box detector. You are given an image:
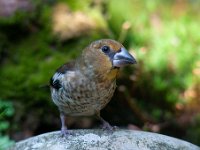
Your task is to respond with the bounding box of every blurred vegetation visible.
[0,100,14,149]
[0,0,200,147]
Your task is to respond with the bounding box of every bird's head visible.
[81,39,137,80]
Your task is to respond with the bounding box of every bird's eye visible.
[101,46,110,53]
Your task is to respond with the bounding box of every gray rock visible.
[11,129,200,150]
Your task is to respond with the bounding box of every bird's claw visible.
[101,122,118,132]
[61,128,74,137]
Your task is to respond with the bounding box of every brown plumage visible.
[50,39,136,136]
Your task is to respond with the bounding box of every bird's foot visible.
[101,121,118,132]
[61,127,74,137]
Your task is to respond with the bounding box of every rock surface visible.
[11,129,200,150]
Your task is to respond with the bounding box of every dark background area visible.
[0,0,200,149]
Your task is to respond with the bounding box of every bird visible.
[50,39,136,136]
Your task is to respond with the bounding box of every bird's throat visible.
[104,68,119,81]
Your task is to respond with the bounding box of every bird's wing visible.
[50,61,76,90]
[56,61,76,74]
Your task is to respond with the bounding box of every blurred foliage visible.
[185,114,200,144]
[0,0,200,146]
[0,100,14,149]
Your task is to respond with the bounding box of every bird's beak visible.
[113,47,137,67]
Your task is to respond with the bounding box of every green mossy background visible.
[0,0,200,148]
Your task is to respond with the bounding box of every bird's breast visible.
[51,73,116,116]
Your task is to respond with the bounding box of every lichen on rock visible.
[11,129,200,150]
